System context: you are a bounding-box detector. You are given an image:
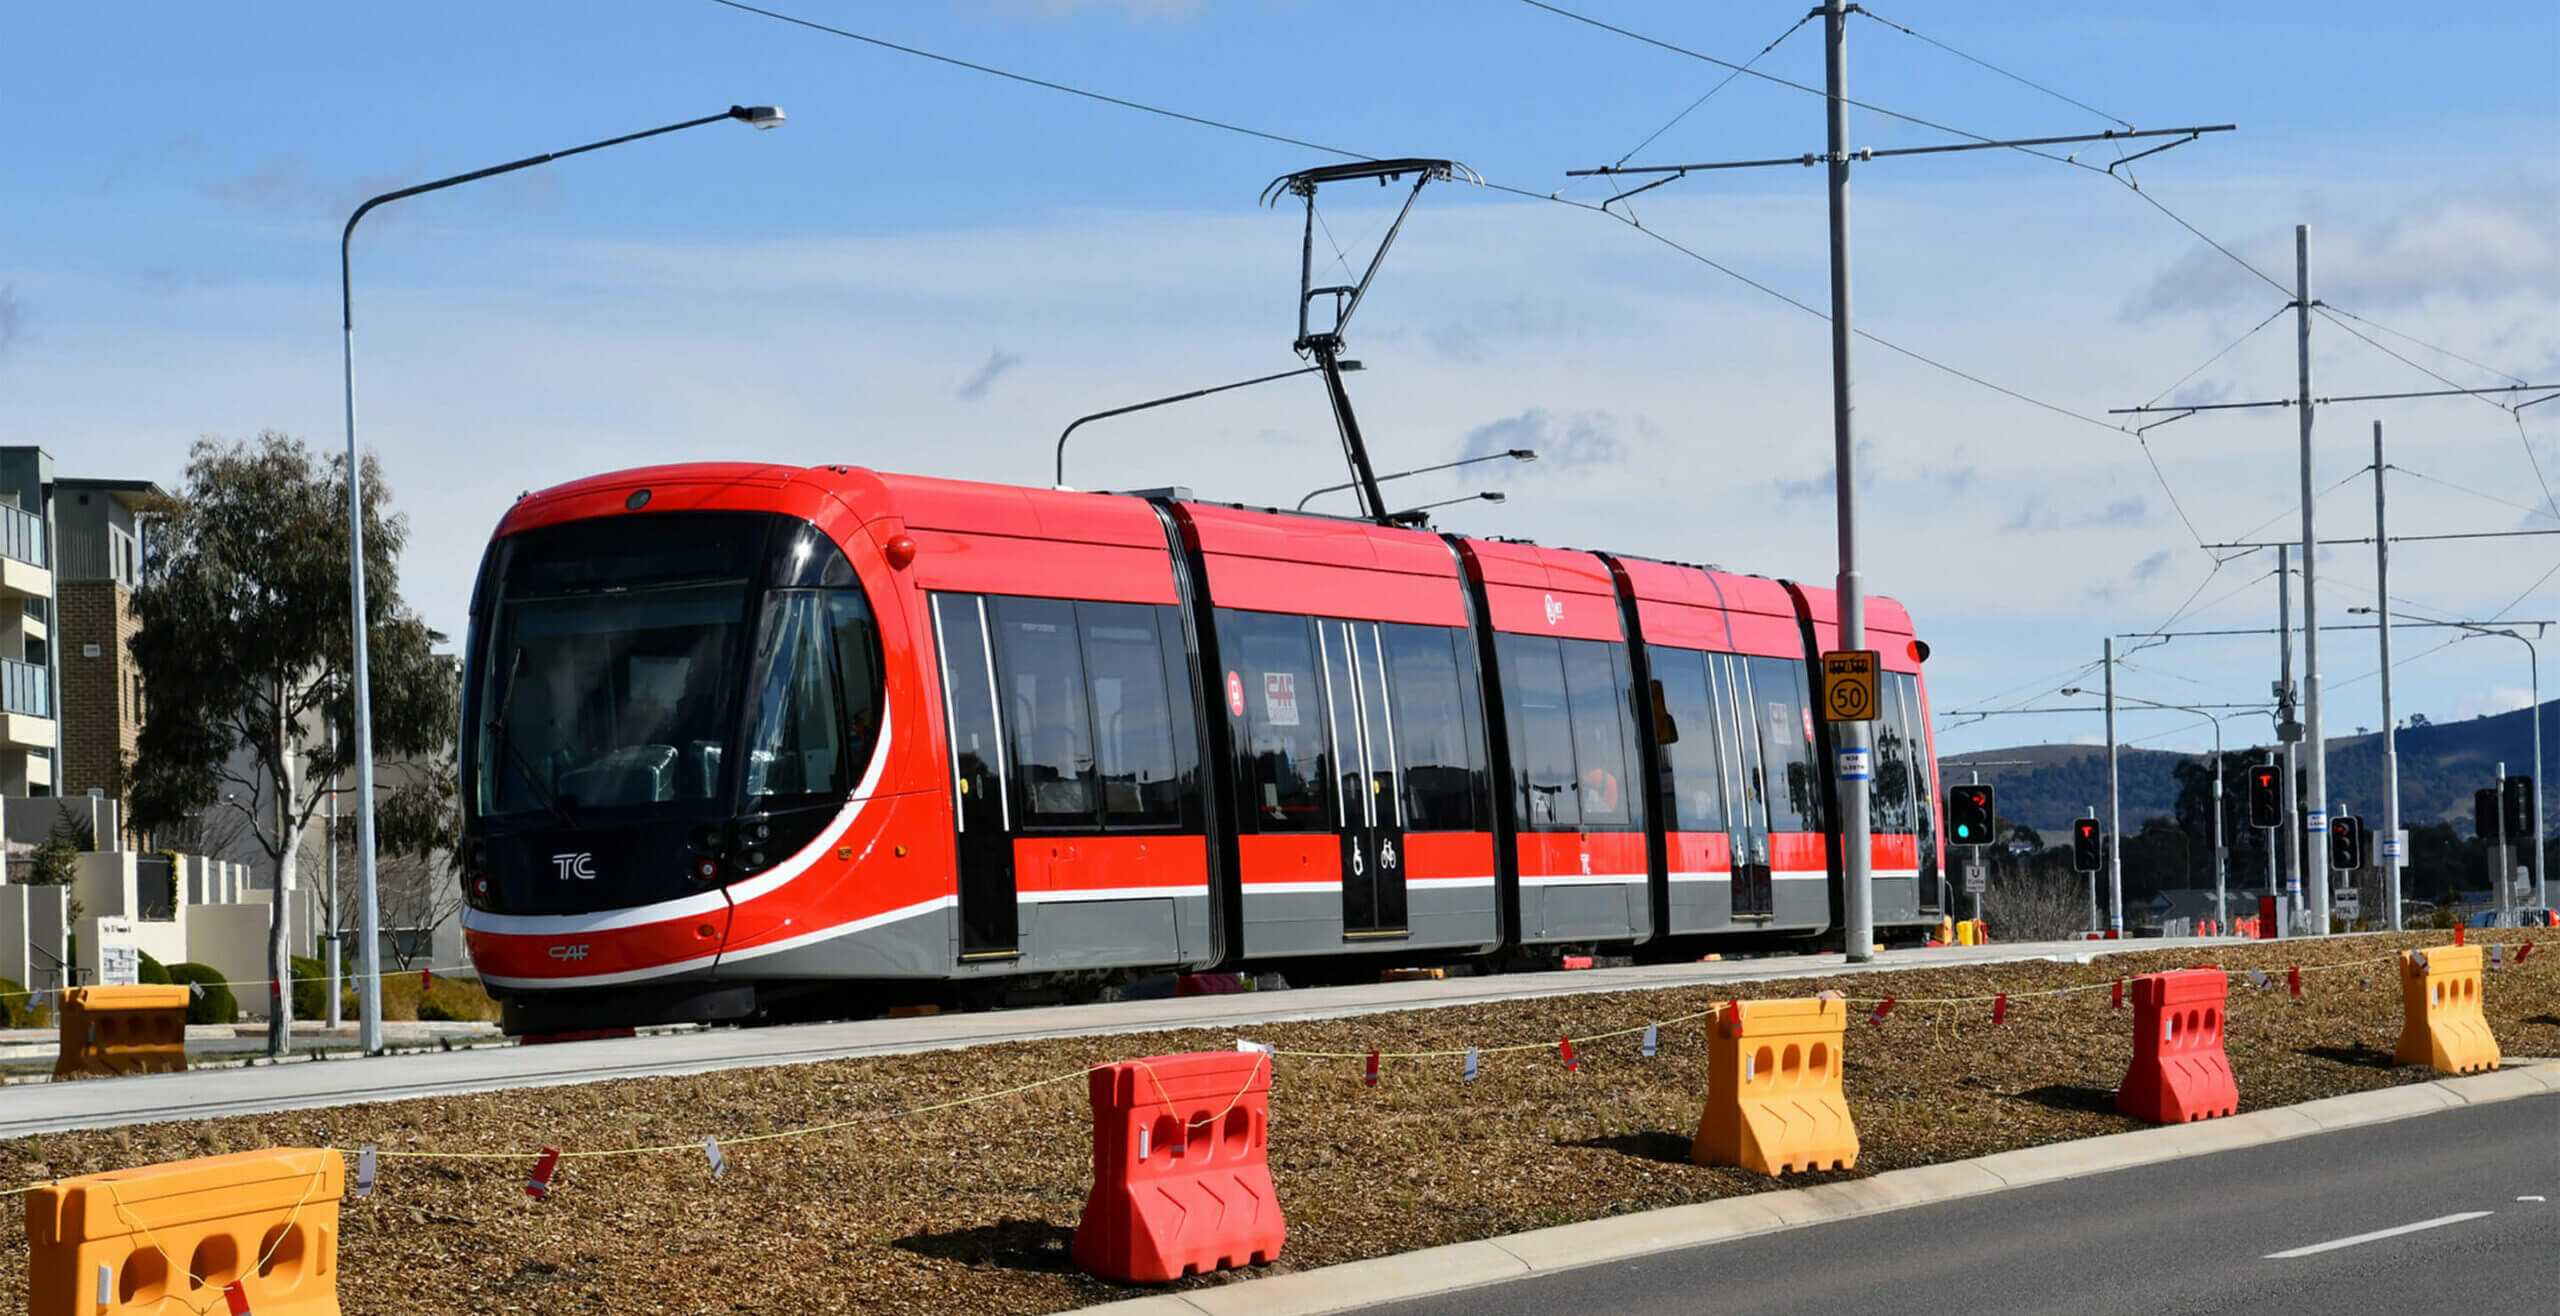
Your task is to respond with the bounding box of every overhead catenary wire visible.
[2142,303,2293,410]
[2386,463,2560,525]
[1603,11,1816,177]
[705,0,2224,564]
[1851,6,2136,130]
[2321,303,2533,389]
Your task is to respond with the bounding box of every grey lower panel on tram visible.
[718,893,1217,981]
[1667,877,1731,935]
[1520,880,1651,944]
[1773,875,1832,929]
[1240,883,1501,959]
[1872,873,1924,925]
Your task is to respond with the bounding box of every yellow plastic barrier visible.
[27,1147,343,1315]
[1692,997,1859,1175]
[2393,946,2500,1074]
[53,985,190,1081]
[1955,919,1978,946]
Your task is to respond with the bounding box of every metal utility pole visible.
[2103,637,2122,935]
[2373,421,2403,930]
[2277,544,2302,933]
[1563,18,2231,966]
[2294,225,2330,934]
[1820,1,1876,963]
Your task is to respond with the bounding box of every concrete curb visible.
[1070,1059,2560,1316]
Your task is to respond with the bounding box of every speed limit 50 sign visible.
[1821,649,1879,723]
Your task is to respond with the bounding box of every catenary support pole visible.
[2374,422,2402,930]
[2104,637,2122,934]
[2262,749,2277,922]
[2295,225,2330,934]
[2278,544,2301,935]
[1821,1,1874,961]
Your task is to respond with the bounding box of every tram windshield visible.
[470,509,887,830]
[473,513,766,821]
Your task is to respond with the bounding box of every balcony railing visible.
[0,503,44,569]
[1,658,49,718]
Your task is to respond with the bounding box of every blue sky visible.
[4,2,2555,773]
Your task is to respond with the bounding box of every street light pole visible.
[2104,638,2121,935]
[1054,364,1330,490]
[2373,421,2402,929]
[1296,447,1535,510]
[2353,610,2546,914]
[1821,0,1876,963]
[339,104,782,1055]
[2071,688,2228,932]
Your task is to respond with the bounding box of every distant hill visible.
[1944,701,2559,836]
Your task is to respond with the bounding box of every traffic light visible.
[2328,815,2359,872]
[2477,787,2504,841]
[2503,775,2534,840]
[2071,818,2102,873]
[1947,785,1995,845]
[2356,816,2375,870]
[2247,765,2282,828]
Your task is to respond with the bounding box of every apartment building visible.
[55,475,159,831]
[0,448,57,797]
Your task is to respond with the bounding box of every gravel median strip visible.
[3,932,2551,1314]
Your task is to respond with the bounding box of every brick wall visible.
[57,579,141,827]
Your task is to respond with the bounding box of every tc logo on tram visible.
[551,852,597,881]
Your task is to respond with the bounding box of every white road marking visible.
[2263,1211,2495,1259]
[2520,1196,2546,1203]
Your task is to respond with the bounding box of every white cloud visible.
[2453,686,2534,722]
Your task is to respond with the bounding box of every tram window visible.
[1748,655,1821,833]
[1561,638,1639,831]
[1384,624,1481,833]
[1872,673,1914,834]
[1078,601,1182,828]
[1220,609,1331,833]
[990,597,1097,823]
[742,591,844,800]
[828,591,884,787]
[1899,673,1939,850]
[1648,645,1727,833]
[1496,633,1581,833]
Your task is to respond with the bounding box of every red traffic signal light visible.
[2247,766,2282,829]
[2328,816,2359,872]
[1948,785,1994,844]
[2071,818,2103,873]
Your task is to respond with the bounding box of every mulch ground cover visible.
[4,931,2554,1314]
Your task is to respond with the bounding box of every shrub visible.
[164,963,238,1025]
[287,956,355,1021]
[0,977,27,1028]
[417,977,499,1023]
[137,951,171,985]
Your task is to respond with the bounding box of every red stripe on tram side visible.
[1012,834,1211,898]
[1402,831,1497,884]
[1666,830,1734,876]
[1237,834,1341,888]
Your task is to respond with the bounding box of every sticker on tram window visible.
[1768,701,1793,746]
[1227,670,1247,718]
[1264,672,1301,727]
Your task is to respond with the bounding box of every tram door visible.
[1322,619,1408,937]
[1711,653,1776,917]
[932,595,1019,958]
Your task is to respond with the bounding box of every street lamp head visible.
[1339,359,1365,372]
[1478,491,1506,503]
[729,105,786,130]
[1508,448,1538,462]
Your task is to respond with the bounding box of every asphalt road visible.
[0,937,2216,1137]
[1361,1092,2560,1316]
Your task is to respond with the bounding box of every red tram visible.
[458,464,1944,1033]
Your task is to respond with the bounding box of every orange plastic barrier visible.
[1074,1051,1283,1283]
[53,985,190,1081]
[2116,970,2238,1123]
[26,1147,342,1315]
[2394,946,2500,1074]
[1692,997,1858,1175]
